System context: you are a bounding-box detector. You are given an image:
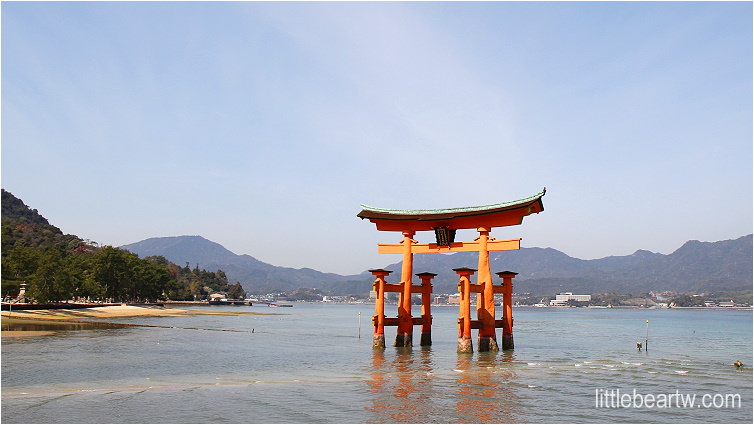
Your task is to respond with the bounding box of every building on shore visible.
[549,292,591,306]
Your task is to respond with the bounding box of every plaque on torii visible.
[358,188,545,352]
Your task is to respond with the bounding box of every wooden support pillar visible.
[396,231,416,347]
[370,269,392,349]
[475,227,498,352]
[496,271,518,350]
[416,272,436,346]
[454,267,477,353]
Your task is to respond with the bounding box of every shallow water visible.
[2,304,751,423]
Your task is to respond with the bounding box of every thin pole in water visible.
[358,312,362,339]
[645,319,649,351]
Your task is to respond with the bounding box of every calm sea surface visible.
[2,304,752,423]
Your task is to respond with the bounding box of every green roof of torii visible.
[358,188,546,219]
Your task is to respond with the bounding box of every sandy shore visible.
[2,305,274,338]
[1,305,195,320]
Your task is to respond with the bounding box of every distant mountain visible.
[392,235,752,295]
[121,236,353,294]
[378,247,660,294]
[120,235,242,266]
[121,234,752,297]
[612,236,753,293]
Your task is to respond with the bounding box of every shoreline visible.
[314,301,752,310]
[3,302,749,338]
[0,304,278,321]
[1,304,195,320]
[1,305,273,338]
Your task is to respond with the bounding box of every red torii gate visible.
[358,188,545,352]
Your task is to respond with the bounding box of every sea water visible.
[2,304,752,423]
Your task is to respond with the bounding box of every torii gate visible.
[358,188,545,353]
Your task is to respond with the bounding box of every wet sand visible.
[1,305,273,338]
[1,305,194,320]
[3,330,57,337]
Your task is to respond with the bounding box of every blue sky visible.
[2,1,751,275]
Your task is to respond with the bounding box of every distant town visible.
[246,290,752,309]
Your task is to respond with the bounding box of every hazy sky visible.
[3,1,752,275]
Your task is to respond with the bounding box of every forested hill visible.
[2,189,54,227]
[1,189,243,302]
[1,189,81,253]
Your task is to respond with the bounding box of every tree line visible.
[1,189,245,303]
[2,244,246,304]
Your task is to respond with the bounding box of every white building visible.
[549,292,591,306]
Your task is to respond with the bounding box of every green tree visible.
[1,245,40,297]
[134,256,175,302]
[90,246,134,302]
[227,282,246,300]
[24,248,72,303]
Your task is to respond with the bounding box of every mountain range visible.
[121,234,752,296]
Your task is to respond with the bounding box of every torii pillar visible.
[395,231,416,347]
[496,271,518,350]
[476,226,498,351]
[370,269,392,349]
[416,272,436,346]
[454,267,478,353]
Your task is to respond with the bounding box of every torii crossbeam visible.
[358,188,546,352]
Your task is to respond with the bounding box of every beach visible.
[0,305,259,338]
[2,304,191,319]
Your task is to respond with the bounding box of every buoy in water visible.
[636,342,643,351]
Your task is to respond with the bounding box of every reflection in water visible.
[365,348,521,423]
[455,351,520,423]
[2,319,128,333]
[365,347,438,423]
